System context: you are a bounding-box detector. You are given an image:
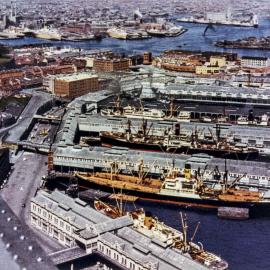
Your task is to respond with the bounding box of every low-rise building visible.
[195,64,220,75]
[241,56,270,68]
[93,57,130,72]
[209,56,226,67]
[143,52,152,65]
[53,73,99,99]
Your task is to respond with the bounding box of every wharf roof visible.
[53,146,270,177]
[32,190,109,229]
[164,84,270,97]
[115,227,207,270]
[76,114,270,140]
[55,72,98,82]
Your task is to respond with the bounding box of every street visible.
[0,151,63,253]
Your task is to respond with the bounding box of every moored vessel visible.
[94,199,228,269]
[75,162,270,211]
[100,120,259,160]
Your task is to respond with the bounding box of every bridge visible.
[33,114,61,122]
[17,140,51,153]
[49,247,87,265]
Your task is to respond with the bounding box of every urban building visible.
[93,57,130,72]
[209,56,226,67]
[0,147,11,182]
[43,75,55,93]
[241,56,270,68]
[195,64,220,75]
[53,73,99,99]
[31,189,209,270]
[48,90,270,188]
[143,52,152,65]
[154,51,203,72]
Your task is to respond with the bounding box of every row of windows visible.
[54,156,270,181]
[98,242,145,270]
[32,215,73,247]
[31,203,71,232]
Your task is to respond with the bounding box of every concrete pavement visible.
[0,151,63,253]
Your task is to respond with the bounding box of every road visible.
[0,151,63,253]
[0,88,53,143]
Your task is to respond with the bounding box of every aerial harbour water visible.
[2,3,270,269]
[6,19,269,270]
[2,19,270,57]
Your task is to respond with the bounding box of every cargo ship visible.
[34,28,62,40]
[100,100,269,127]
[146,24,187,37]
[107,27,150,40]
[100,120,259,160]
[75,163,270,210]
[176,11,258,28]
[94,200,229,269]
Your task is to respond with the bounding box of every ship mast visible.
[180,212,189,252]
[222,159,228,193]
[114,95,121,114]
[191,222,200,243]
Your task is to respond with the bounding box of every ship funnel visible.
[248,109,254,122]
[184,163,191,180]
[175,123,180,136]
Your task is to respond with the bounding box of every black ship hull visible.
[74,176,270,214]
[100,135,259,160]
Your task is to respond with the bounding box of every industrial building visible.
[241,56,270,68]
[31,189,209,270]
[53,73,99,99]
[48,90,270,191]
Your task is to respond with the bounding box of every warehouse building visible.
[31,189,208,270]
[53,73,99,99]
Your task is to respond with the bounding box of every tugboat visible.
[100,119,259,160]
[94,199,228,269]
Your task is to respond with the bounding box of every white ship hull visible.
[35,31,62,40]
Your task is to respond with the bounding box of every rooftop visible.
[55,72,98,82]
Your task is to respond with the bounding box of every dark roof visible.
[0,197,57,270]
[242,56,268,61]
[0,147,9,158]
